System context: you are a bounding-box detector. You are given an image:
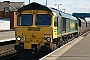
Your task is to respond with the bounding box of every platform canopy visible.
[72,13,90,18]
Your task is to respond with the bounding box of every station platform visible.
[0,31,15,42]
[40,32,90,60]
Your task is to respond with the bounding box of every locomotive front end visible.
[14,2,54,60]
[15,27,53,59]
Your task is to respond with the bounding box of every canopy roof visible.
[72,13,90,18]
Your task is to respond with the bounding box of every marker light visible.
[32,33,36,37]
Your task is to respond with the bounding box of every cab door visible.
[53,17,58,39]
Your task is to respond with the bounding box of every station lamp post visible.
[46,0,47,6]
[54,4,62,10]
[29,0,30,3]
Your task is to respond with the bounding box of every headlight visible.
[46,37,51,42]
[16,36,21,41]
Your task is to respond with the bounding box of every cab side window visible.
[54,17,58,26]
[62,17,66,30]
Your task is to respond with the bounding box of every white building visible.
[0,18,10,31]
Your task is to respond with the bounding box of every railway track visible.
[0,48,16,58]
[0,43,17,60]
[0,53,18,60]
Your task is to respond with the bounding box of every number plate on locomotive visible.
[28,27,40,31]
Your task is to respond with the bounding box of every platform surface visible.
[0,31,15,42]
[41,32,90,60]
[57,32,90,60]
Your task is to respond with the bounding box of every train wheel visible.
[63,37,68,44]
[39,45,51,58]
[75,33,78,38]
[64,39,67,44]
[52,44,58,51]
[59,38,64,47]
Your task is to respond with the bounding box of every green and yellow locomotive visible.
[14,2,78,60]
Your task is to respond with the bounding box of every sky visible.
[1,0,90,14]
[1,0,90,21]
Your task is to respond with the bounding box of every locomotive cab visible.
[14,2,58,60]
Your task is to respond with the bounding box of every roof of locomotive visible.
[17,2,77,20]
[17,2,61,16]
[49,8,77,20]
[60,12,77,20]
[85,18,90,23]
[77,18,86,23]
[17,2,52,12]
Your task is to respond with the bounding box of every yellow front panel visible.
[15,27,52,49]
[15,9,55,49]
